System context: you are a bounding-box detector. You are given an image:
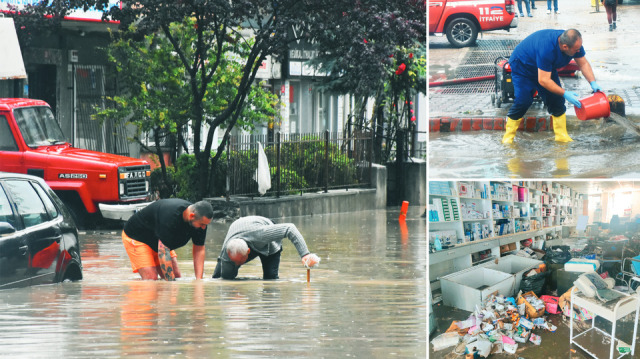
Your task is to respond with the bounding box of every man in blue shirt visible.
[502,29,601,143]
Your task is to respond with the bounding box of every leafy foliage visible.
[11,0,425,192]
[92,18,278,195]
[270,168,308,195]
[306,0,426,98]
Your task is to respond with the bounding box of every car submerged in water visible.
[0,172,83,289]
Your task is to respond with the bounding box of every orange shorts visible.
[122,231,177,273]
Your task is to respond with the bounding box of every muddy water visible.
[429,119,640,178]
[0,209,426,358]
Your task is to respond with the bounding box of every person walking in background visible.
[602,0,618,31]
[530,0,537,10]
[547,0,558,14]
[517,0,532,17]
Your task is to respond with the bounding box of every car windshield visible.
[14,106,68,147]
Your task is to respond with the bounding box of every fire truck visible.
[429,0,519,48]
[0,98,151,228]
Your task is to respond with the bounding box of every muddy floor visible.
[429,301,639,358]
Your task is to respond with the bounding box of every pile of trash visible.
[430,291,557,357]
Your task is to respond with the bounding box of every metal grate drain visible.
[433,81,495,95]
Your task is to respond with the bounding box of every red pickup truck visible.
[429,0,518,48]
[0,98,151,228]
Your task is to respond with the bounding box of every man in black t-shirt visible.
[122,198,213,280]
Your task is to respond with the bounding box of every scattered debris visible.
[430,291,563,357]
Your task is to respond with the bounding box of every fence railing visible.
[226,130,373,198]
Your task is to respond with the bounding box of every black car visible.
[0,172,82,288]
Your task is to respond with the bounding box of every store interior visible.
[428,180,640,358]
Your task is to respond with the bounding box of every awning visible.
[0,17,26,80]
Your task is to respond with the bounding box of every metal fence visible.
[226,130,373,197]
[75,65,131,156]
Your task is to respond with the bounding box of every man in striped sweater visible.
[212,216,320,279]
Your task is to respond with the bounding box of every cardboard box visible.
[500,245,510,253]
[517,291,545,318]
[440,267,515,312]
[508,242,517,251]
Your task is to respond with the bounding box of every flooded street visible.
[428,0,640,179]
[0,209,426,358]
[429,120,640,178]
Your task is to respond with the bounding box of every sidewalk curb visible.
[429,116,562,132]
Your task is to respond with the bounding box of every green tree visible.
[98,0,425,196]
[10,0,425,196]
[305,0,426,162]
[96,0,320,198]
[93,19,278,197]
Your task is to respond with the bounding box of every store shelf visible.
[430,238,501,265]
[429,180,581,276]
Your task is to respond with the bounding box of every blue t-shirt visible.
[509,29,585,78]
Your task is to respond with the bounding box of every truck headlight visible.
[119,182,125,195]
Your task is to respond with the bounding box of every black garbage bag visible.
[544,245,572,265]
[520,271,548,296]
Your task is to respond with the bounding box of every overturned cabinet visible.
[478,255,543,296]
[440,267,516,312]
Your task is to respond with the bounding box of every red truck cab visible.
[0,98,151,227]
[429,0,518,48]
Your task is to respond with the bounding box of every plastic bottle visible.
[434,235,442,251]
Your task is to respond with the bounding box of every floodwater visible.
[429,118,640,178]
[0,209,426,358]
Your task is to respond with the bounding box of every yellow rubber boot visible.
[502,117,523,144]
[552,113,573,142]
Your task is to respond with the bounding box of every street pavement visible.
[429,0,640,125]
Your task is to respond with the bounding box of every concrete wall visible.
[371,164,387,209]
[386,160,426,208]
[406,160,426,207]
[209,165,387,220]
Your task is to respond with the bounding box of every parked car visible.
[429,0,518,48]
[0,172,83,289]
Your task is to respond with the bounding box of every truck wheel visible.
[445,18,478,48]
[59,195,95,229]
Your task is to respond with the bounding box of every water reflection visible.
[429,122,640,178]
[0,209,426,358]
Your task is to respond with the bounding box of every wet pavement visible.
[429,0,640,178]
[429,120,640,178]
[0,209,426,358]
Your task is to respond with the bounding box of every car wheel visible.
[445,18,478,48]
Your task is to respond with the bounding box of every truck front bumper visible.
[99,202,151,221]
[510,16,519,28]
